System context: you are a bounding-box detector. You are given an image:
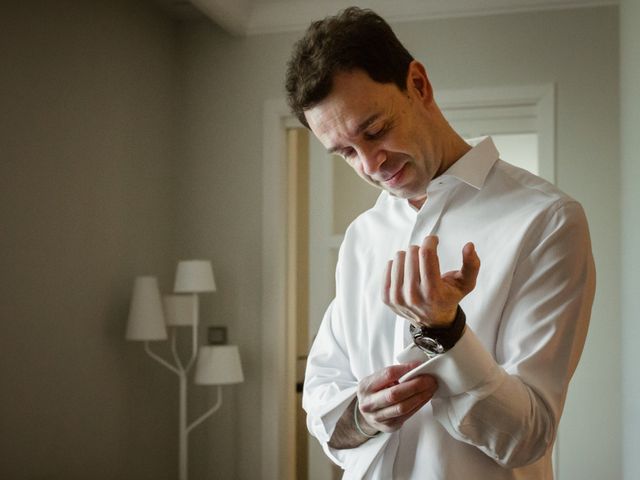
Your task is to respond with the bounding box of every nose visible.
[358,146,386,177]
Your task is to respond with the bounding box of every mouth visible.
[381,164,406,187]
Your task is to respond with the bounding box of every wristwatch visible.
[409,306,466,356]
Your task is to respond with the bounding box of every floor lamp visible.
[125,261,244,480]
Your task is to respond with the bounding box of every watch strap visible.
[410,305,466,352]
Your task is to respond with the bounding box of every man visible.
[285,7,595,479]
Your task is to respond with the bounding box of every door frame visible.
[437,84,555,183]
[260,98,301,480]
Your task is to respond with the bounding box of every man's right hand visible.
[328,362,437,449]
[357,362,438,434]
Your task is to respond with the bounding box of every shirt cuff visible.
[306,386,393,476]
[396,327,505,397]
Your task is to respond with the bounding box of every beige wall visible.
[0,0,179,478]
[177,6,620,479]
[620,1,640,479]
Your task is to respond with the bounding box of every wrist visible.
[426,306,458,328]
[410,305,467,355]
[353,399,380,438]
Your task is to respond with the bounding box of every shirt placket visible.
[393,179,457,357]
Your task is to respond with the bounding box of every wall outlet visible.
[207,326,227,345]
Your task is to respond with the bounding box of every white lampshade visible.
[174,260,216,293]
[194,345,244,385]
[163,294,196,327]
[126,276,168,341]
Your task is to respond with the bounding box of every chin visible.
[386,190,414,200]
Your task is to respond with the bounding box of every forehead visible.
[304,70,399,146]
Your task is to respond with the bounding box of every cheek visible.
[352,162,368,180]
[381,132,414,157]
[350,160,378,185]
[345,157,362,174]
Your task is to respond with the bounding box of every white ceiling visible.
[169,0,617,35]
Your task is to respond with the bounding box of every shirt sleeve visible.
[302,299,394,477]
[420,200,596,468]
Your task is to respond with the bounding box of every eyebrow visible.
[327,113,381,155]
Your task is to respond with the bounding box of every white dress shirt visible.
[303,137,596,479]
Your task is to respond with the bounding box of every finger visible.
[362,373,437,412]
[382,388,434,420]
[404,245,420,303]
[368,384,435,425]
[460,242,481,291]
[360,362,423,394]
[381,259,393,305]
[402,372,438,394]
[374,389,435,431]
[380,403,427,431]
[419,235,442,287]
[390,250,406,306]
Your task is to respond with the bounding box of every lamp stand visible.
[143,295,222,480]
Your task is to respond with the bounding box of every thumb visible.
[460,242,480,291]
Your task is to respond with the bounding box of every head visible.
[286,8,468,208]
[285,7,414,129]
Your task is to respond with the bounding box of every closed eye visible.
[340,147,356,160]
[363,123,389,141]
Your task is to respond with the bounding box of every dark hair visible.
[285,7,414,128]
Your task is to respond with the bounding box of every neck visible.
[408,132,471,211]
[436,133,472,177]
[409,194,427,210]
[426,104,472,176]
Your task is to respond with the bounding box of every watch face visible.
[413,336,445,355]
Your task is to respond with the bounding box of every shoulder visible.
[483,160,583,220]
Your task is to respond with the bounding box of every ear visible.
[406,61,433,107]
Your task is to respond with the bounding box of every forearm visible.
[328,397,379,449]
[416,324,571,468]
[434,370,555,468]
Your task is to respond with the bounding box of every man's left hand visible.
[382,235,480,328]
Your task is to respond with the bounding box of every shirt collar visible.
[381,136,500,210]
[441,136,499,190]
